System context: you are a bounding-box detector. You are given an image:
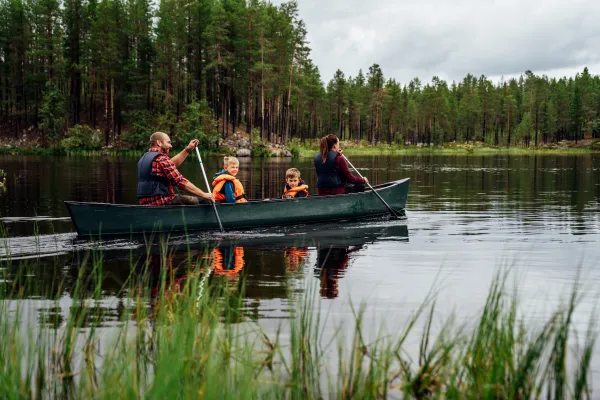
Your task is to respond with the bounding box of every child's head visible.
[286,168,301,188]
[225,156,239,176]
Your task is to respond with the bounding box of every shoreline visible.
[1,140,598,157]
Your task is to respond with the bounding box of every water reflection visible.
[0,221,409,327]
[213,247,245,278]
[284,247,309,272]
[315,245,363,299]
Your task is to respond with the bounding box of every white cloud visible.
[271,0,600,85]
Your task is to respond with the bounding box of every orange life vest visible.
[213,247,245,276]
[282,184,309,199]
[284,247,309,271]
[212,174,248,203]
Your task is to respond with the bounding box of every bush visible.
[40,80,66,146]
[287,138,303,158]
[122,110,155,149]
[250,128,262,144]
[60,125,102,151]
[251,143,271,158]
[176,100,219,150]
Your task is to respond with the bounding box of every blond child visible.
[282,168,309,199]
[212,156,248,203]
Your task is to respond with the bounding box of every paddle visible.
[342,154,401,219]
[194,146,224,232]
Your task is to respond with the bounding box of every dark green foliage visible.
[175,99,219,150]
[0,0,599,149]
[122,109,154,149]
[252,142,271,158]
[60,124,102,150]
[39,81,66,145]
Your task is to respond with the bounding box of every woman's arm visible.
[335,156,365,184]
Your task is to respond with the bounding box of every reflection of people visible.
[315,245,362,298]
[213,247,245,278]
[143,251,190,306]
[282,168,309,199]
[137,132,214,205]
[314,134,367,196]
[284,246,309,272]
[139,248,211,306]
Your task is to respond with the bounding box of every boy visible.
[212,156,248,203]
[282,168,309,199]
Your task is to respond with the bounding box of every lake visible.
[1,153,600,371]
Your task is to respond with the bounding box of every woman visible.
[314,134,368,196]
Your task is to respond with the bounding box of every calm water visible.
[1,153,600,364]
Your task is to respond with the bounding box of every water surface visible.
[1,154,599,353]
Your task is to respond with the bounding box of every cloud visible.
[272,0,600,85]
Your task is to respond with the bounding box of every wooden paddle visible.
[342,154,401,219]
[195,146,224,232]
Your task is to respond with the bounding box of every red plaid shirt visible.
[139,147,189,206]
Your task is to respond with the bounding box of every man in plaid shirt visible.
[137,132,214,206]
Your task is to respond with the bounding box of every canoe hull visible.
[65,178,409,237]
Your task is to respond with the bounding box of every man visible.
[137,132,214,205]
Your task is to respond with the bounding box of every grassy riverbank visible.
[0,244,596,398]
[292,139,600,157]
[1,139,599,157]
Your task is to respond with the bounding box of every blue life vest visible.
[314,150,343,189]
[137,152,172,198]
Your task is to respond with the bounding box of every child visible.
[212,156,248,203]
[282,168,309,199]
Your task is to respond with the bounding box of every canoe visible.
[65,178,409,237]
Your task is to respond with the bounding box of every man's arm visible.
[171,139,199,167]
[158,153,214,202]
[170,150,188,167]
[183,181,214,201]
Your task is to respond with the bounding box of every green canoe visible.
[65,178,409,237]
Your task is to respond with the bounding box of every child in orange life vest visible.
[212,156,248,203]
[282,168,309,199]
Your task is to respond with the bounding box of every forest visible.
[1,0,600,150]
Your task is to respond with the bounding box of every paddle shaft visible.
[342,154,400,218]
[195,146,224,232]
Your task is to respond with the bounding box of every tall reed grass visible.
[0,245,596,399]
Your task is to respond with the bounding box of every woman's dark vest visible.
[137,152,172,198]
[314,150,343,189]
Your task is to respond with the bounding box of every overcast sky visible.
[272,0,600,86]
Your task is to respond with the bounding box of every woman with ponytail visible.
[313,134,367,196]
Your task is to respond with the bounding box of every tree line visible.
[1,0,599,149]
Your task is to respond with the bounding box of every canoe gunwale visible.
[63,178,409,209]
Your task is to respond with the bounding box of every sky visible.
[271,0,600,86]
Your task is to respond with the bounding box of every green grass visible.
[295,141,600,157]
[3,139,598,158]
[0,241,597,398]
